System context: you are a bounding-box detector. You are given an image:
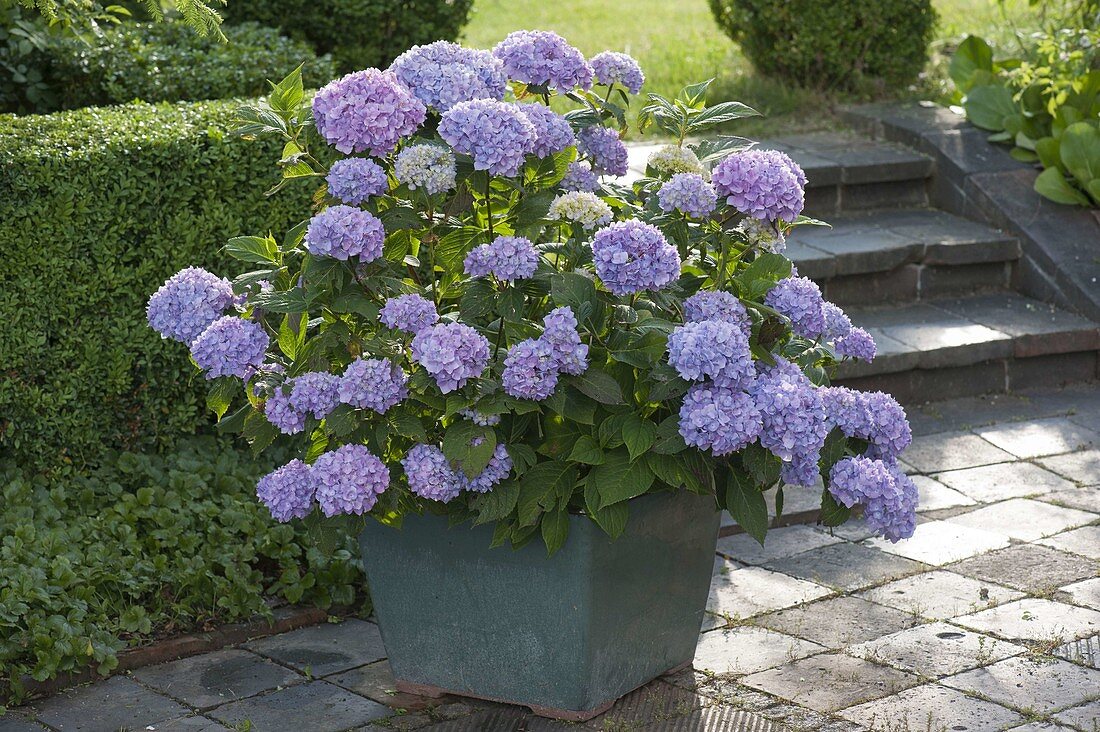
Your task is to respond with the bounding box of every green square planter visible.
[357,489,720,721]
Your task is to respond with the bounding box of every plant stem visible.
[485,176,494,239]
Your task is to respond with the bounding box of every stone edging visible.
[840,102,1100,322]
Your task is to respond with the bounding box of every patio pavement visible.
[3,384,1099,732]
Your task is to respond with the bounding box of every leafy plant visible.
[4,0,227,38]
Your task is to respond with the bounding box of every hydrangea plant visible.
[148,33,918,555]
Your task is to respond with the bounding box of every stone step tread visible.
[788,208,1021,280]
[837,292,1100,379]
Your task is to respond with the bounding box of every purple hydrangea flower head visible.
[312,69,426,156]
[657,173,718,218]
[862,392,911,459]
[541,306,588,375]
[548,191,613,229]
[339,358,408,413]
[492,30,593,92]
[822,386,872,438]
[560,160,599,192]
[402,443,462,502]
[878,462,919,542]
[736,218,787,253]
[712,149,806,223]
[682,291,750,336]
[591,220,681,296]
[264,386,306,435]
[326,157,388,205]
[518,104,575,158]
[678,381,763,455]
[589,51,644,93]
[464,235,539,282]
[822,303,852,339]
[190,316,269,380]
[460,409,501,426]
[147,267,234,344]
[502,338,559,400]
[751,358,829,463]
[312,444,390,516]
[256,459,315,522]
[289,371,341,419]
[457,444,513,493]
[667,320,753,386]
[411,322,491,393]
[394,143,457,195]
[835,327,877,362]
[389,41,507,111]
[578,126,628,176]
[828,456,917,542]
[380,294,439,334]
[438,99,536,176]
[780,451,821,487]
[765,276,826,339]
[305,205,385,262]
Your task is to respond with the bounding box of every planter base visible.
[394,659,692,721]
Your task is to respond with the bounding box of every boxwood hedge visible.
[0,98,312,472]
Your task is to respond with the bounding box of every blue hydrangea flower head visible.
[289,371,341,420]
[517,104,575,158]
[835,327,877,362]
[457,444,513,493]
[712,149,806,223]
[548,191,613,229]
[256,459,315,522]
[326,157,388,205]
[822,302,852,339]
[439,99,537,176]
[389,41,507,111]
[589,51,644,93]
[657,173,718,218]
[264,385,306,435]
[679,381,763,456]
[492,30,594,92]
[312,69,426,155]
[765,276,826,339]
[541,306,588,375]
[339,358,408,414]
[862,391,911,459]
[147,267,234,344]
[560,160,599,192]
[411,322,491,393]
[464,235,539,282]
[190,316,269,380]
[751,358,828,463]
[502,338,559,400]
[578,126,628,176]
[394,143,457,195]
[380,294,439,334]
[460,409,501,426]
[591,220,681,296]
[682,291,750,336]
[402,443,462,502]
[829,456,917,542]
[313,444,390,516]
[305,205,385,262]
[667,320,754,386]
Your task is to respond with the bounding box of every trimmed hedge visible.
[222,0,475,73]
[708,0,937,91]
[0,98,312,472]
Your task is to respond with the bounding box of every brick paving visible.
[2,383,1097,731]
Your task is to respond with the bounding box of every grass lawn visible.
[463,0,1046,138]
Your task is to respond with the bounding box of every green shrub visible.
[222,0,474,73]
[0,98,312,473]
[708,0,937,92]
[0,437,362,702]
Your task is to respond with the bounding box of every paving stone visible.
[707,565,832,619]
[848,302,1013,369]
[859,570,1024,620]
[634,705,785,731]
[244,618,387,676]
[1055,634,1099,669]
[954,599,1100,643]
[661,670,775,712]
[208,680,390,731]
[327,660,445,712]
[945,499,1096,541]
[820,518,879,542]
[937,295,1100,358]
[903,431,1015,474]
[1041,488,1100,513]
[1055,699,1100,730]
[407,707,527,731]
[759,596,922,649]
[762,542,926,592]
[585,680,703,729]
[933,462,1074,502]
[741,653,918,713]
[146,716,232,731]
[838,682,1025,730]
[132,648,302,711]
[865,519,1010,565]
[716,525,842,565]
[1006,724,1077,731]
[693,626,825,675]
[951,544,1097,594]
[975,417,1100,459]
[912,475,976,511]
[1060,577,1100,612]
[941,656,1100,714]
[846,621,1025,677]
[0,715,48,732]
[757,702,853,731]
[33,676,189,732]
[793,226,916,277]
[1040,450,1100,484]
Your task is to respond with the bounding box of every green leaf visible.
[225,235,278,264]
[267,63,305,115]
[622,415,657,461]
[964,84,1016,132]
[598,414,628,449]
[743,444,781,487]
[251,287,310,314]
[243,410,278,455]
[567,370,625,405]
[590,501,629,539]
[652,414,688,454]
[441,422,497,478]
[568,435,606,465]
[471,480,520,525]
[725,468,768,546]
[949,35,993,92]
[1034,167,1091,206]
[278,314,306,360]
[540,508,570,556]
[819,488,851,527]
[506,443,538,476]
[323,404,358,438]
[436,226,485,270]
[516,461,575,526]
[545,387,597,425]
[206,376,236,419]
[550,272,597,321]
[1060,122,1100,188]
[688,101,761,132]
[588,450,655,507]
[609,330,667,368]
[330,292,380,319]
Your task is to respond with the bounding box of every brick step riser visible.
[816,260,1014,308]
[803,178,929,216]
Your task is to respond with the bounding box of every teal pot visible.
[357,490,720,721]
